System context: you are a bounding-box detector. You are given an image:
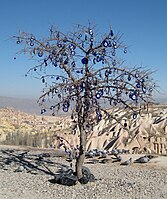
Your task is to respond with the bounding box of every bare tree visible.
[13,24,156,183]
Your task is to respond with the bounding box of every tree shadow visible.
[0,149,96,186]
[0,149,68,176]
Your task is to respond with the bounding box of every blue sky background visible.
[0,0,167,101]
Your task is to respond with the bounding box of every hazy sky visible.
[0,0,167,100]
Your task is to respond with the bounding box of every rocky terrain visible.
[0,104,167,155]
[0,145,167,199]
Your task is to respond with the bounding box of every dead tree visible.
[13,24,156,182]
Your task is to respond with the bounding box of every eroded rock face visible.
[0,105,167,154]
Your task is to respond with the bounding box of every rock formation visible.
[0,105,167,155]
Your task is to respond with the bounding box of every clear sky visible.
[0,0,167,101]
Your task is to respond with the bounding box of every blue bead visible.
[89,29,93,35]
[110,30,114,37]
[103,40,109,47]
[112,51,116,56]
[52,61,57,67]
[99,89,103,96]
[149,87,153,92]
[93,58,96,64]
[128,75,131,81]
[58,43,62,48]
[96,56,102,62]
[64,59,68,64]
[133,113,137,119]
[69,44,76,50]
[42,78,45,83]
[105,70,109,77]
[63,101,70,108]
[71,51,75,55]
[113,41,117,46]
[96,92,101,99]
[108,41,112,47]
[130,93,137,101]
[98,114,102,120]
[50,106,55,110]
[71,61,75,67]
[124,48,127,53]
[41,109,46,114]
[38,51,43,57]
[112,60,116,66]
[63,107,68,112]
[90,37,94,42]
[81,57,88,64]
[135,73,139,78]
[30,42,34,46]
[142,86,146,93]
[136,83,140,88]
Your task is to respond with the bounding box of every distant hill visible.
[0,95,166,116]
[0,96,40,114]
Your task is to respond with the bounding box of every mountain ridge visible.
[0,96,40,114]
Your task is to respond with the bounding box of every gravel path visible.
[0,145,167,199]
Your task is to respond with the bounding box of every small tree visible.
[14,24,156,183]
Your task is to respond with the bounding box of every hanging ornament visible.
[58,94,61,98]
[89,29,93,35]
[95,92,101,99]
[41,109,46,114]
[38,51,43,57]
[64,59,68,65]
[90,37,94,42]
[124,48,127,53]
[142,86,146,93]
[42,78,45,83]
[98,113,102,120]
[71,61,75,67]
[128,75,131,81]
[129,93,137,101]
[52,61,57,67]
[50,106,55,110]
[71,51,76,56]
[63,106,68,112]
[63,101,70,108]
[110,30,114,37]
[93,58,96,64]
[112,60,116,66]
[132,112,137,119]
[112,51,116,56]
[102,40,109,47]
[136,82,140,88]
[81,57,88,64]
[105,70,109,77]
[30,42,34,46]
[17,39,21,44]
[57,43,62,48]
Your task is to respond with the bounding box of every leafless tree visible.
[13,24,156,183]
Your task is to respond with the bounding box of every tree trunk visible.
[76,127,86,180]
[76,57,89,181]
[75,96,87,180]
